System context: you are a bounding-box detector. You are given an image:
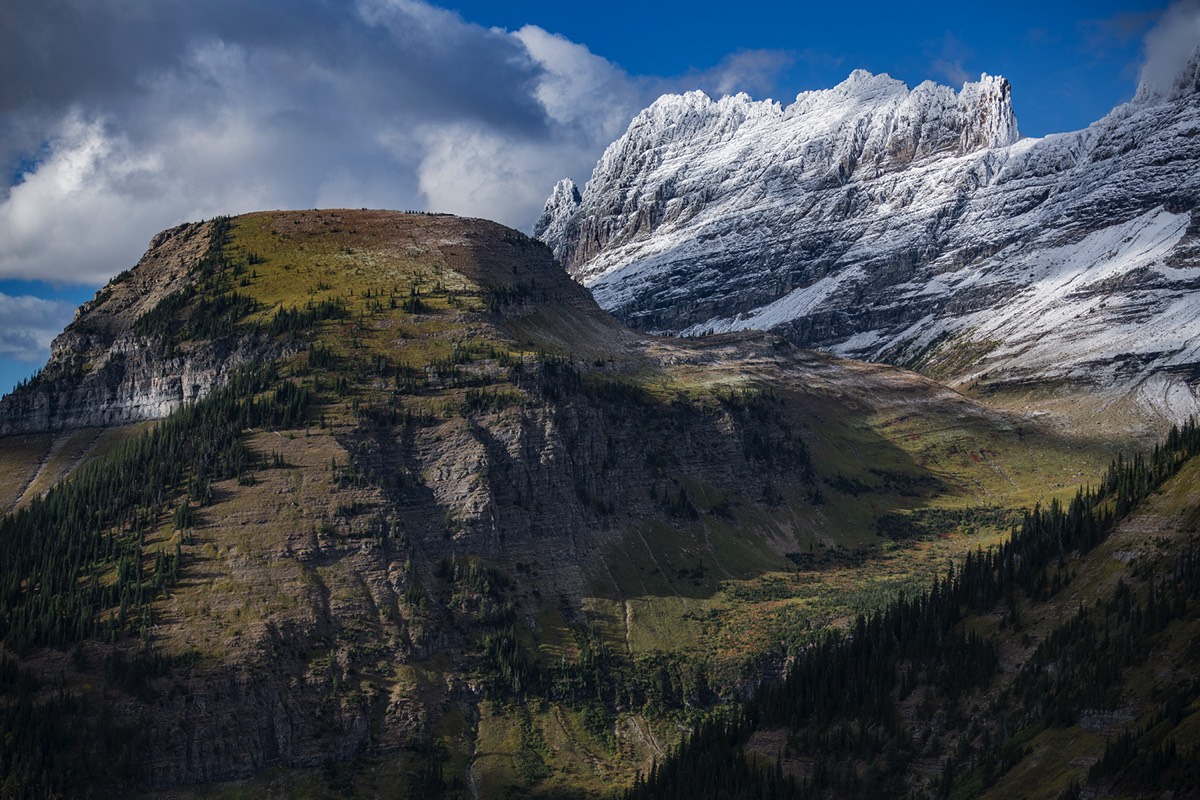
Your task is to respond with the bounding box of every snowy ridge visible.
[534,178,581,264]
[537,64,1200,420]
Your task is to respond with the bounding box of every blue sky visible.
[0,0,1184,397]
[444,0,1163,138]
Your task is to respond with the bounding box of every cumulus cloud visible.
[414,25,646,223]
[515,25,643,140]
[0,292,76,362]
[0,0,799,376]
[1136,0,1200,101]
[0,0,637,283]
[0,0,800,291]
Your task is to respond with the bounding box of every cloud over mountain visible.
[0,0,655,284]
[1136,0,1200,100]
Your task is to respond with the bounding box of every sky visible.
[0,0,1194,397]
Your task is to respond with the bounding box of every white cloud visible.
[514,25,641,139]
[932,59,971,87]
[0,3,643,284]
[929,32,973,88]
[0,113,174,285]
[0,293,76,362]
[0,0,798,288]
[415,122,575,223]
[416,26,646,223]
[692,50,798,99]
[1136,0,1200,101]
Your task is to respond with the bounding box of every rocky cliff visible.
[537,54,1200,420]
[0,210,1104,797]
[0,220,282,434]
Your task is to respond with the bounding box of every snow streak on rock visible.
[538,62,1200,417]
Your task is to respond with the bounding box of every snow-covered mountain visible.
[536,54,1200,420]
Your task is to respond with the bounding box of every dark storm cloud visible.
[0,0,551,164]
[0,0,655,284]
[1,0,186,115]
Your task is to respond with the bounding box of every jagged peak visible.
[534,67,1025,260]
[783,70,1019,148]
[547,177,581,208]
[832,68,908,95]
[640,89,717,118]
[533,178,581,243]
[957,72,1020,149]
[846,67,878,82]
[614,70,1021,151]
[630,88,780,131]
[784,70,907,114]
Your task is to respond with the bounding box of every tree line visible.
[0,364,310,652]
[623,418,1200,799]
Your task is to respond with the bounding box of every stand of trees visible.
[623,419,1200,800]
[0,364,310,651]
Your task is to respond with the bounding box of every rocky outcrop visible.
[114,330,971,789]
[534,178,582,265]
[0,333,279,434]
[0,221,280,434]
[538,57,1200,418]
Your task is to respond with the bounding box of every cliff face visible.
[537,61,1200,419]
[0,221,280,434]
[0,210,814,790]
[115,341,823,787]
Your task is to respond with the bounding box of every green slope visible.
[0,210,1143,799]
[629,423,1200,800]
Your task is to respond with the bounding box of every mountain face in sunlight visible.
[540,59,1200,426]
